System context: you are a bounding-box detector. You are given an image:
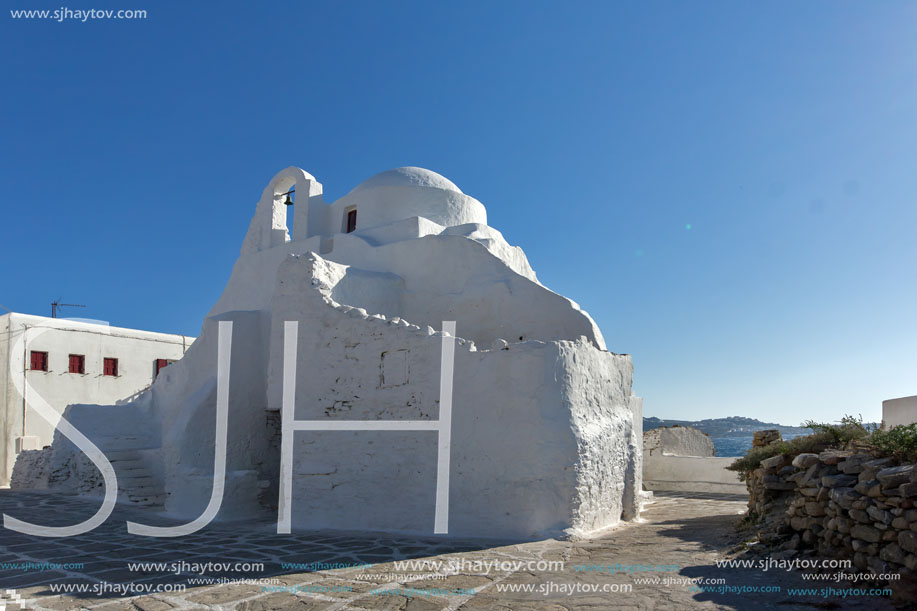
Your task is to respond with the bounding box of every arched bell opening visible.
[271,176,297,244]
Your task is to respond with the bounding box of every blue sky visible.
[3,1,916,425]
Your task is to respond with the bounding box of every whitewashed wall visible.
[643,455,746,495]
[883,395,917,428]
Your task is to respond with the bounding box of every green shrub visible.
[726,430,839,479]
[801,414,875,446]
[728,414,917,479]
[727,444,785,479]
[870,423,917,462]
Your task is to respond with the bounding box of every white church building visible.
[13,166,644,539]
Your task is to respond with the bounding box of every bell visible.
[283,194,294,206]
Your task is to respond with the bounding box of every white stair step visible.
[117,469,153,479]
[121,489,164,498]
[129,495,166,505]
[104,450,142,461]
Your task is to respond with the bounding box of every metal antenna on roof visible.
[51,299,86,319]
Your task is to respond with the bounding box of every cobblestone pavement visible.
[0,490,899,610]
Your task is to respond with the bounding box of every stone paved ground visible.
[0,490,901,610]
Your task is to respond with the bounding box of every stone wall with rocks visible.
[753,429,781,447]
[745,449,917,599]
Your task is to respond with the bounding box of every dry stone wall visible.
[745,449,917,600]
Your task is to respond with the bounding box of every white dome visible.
[350,167,462,195]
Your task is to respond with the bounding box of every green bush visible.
[726,430,836,479]
[728,415,917,479]
[870,423,917,462]
[801,414,875,446]
[727,444,785,479]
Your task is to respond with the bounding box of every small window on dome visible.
[346,209,357,233]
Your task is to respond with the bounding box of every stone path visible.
[0,490,899,610]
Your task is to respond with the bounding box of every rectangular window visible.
[103,357,119,377]
[346,209,357,233]
[68,354,85,374]
[30,351,48,371]
[155,358,173,377]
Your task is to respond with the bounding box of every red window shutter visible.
[155,359,169,376]
[31,351,47,371]
[346,209,357,233]
[104,357,118,376]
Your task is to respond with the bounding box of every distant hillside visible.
[644,416,812,439]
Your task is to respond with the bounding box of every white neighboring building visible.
[883,395,917,428]
[0,312,193,485]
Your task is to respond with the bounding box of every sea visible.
[712,432,809,457]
